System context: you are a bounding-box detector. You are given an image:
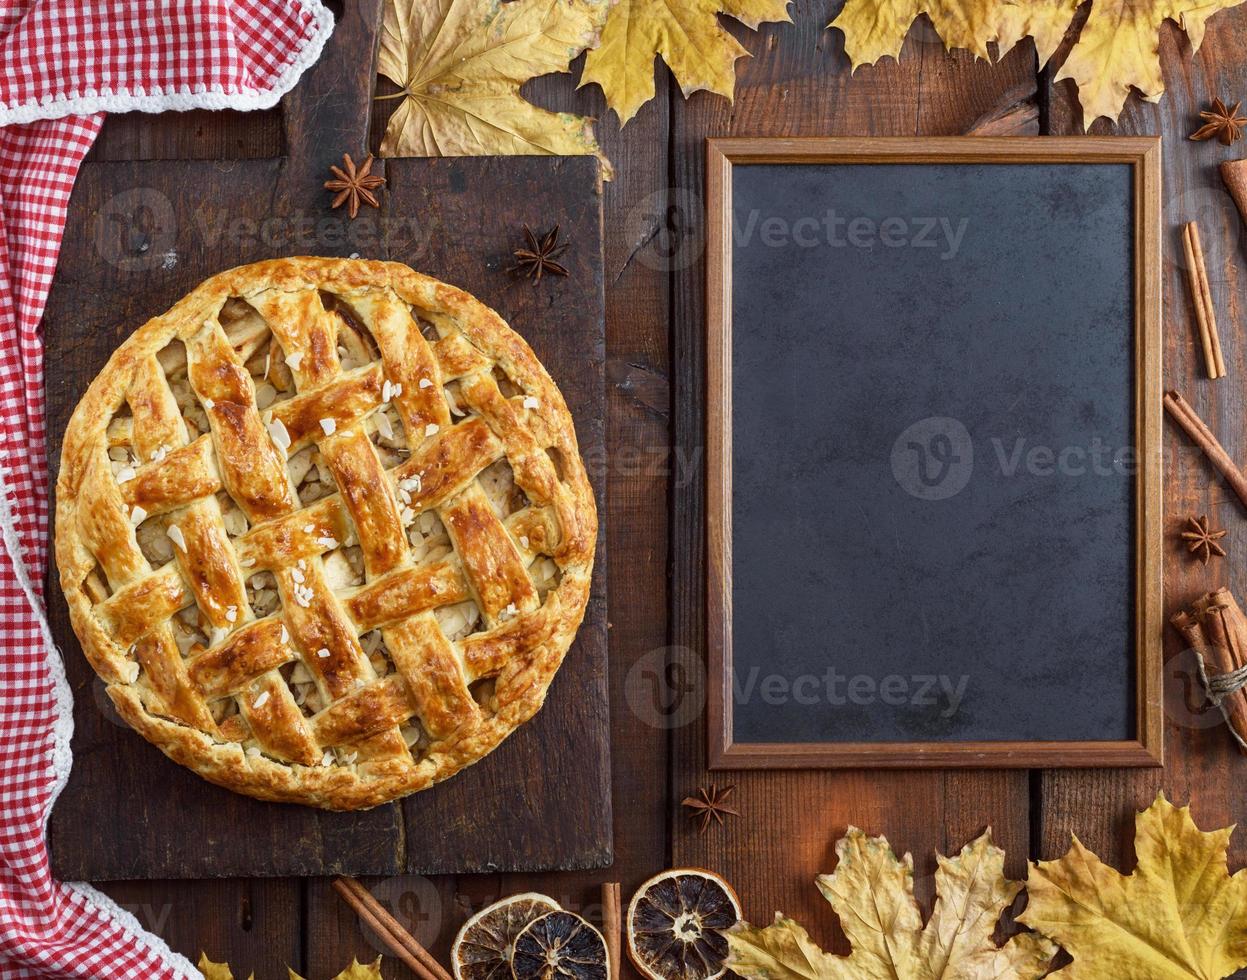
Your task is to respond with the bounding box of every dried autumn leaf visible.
[830,0,1246,127]
[726,828,1057,979]
[377,0,612,175]
[831,0,1078,67]
[199,954,253,980]
[197,953,383,980]
[580,0,793,125]
[289,956,384,980]
[1020,792,1247,979]
[1055,0,1245,127]
[725,915,846,979]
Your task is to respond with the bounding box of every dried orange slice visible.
[626,870,741,980]
[511,910,609,980]
[452,893,561,980]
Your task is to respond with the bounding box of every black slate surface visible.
[730,162,1135,744]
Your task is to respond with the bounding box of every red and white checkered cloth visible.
[0,3,333,977]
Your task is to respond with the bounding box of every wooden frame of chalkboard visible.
[706,137,1163,769]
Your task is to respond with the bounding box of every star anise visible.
[682,784,739,834]
[1182,514,1227,565]
[1190,98,1247,145]
[324,153,386,219]
[509,224,570,283]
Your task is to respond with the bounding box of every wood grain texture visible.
[303,50,675,980]
[386,154,611,875]
[103,879,303,978]
[39,0,1247,974]
[43,151,609,880]
[43,0,609,882]
[300,60,674,980]
[1037,8,1247,882]
[669,3,1038,952]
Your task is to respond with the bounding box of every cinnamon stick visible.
[1172,587,1247,753]
[333,878,453,980]
[1163,390,1247,510]
[1221,158,1247,230]
[601,882,622,980]
[1182,221,1225,378]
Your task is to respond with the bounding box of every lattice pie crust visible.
[55,258,596,810]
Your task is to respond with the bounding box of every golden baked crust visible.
[55,257,596,810]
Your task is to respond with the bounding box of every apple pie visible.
[55,257,596,810]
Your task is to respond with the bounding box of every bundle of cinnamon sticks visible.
[1172,587,1247,752]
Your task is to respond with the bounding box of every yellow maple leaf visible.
[1054,0,1244,126]
[199,953,252,980]
[377,0,612,175]
[830,0,1245,127]
[198,953,382,980]
[727,828,1057,979]
[288,956,384,980]
[580,0,793,126]
[1020,792,1247,979]
[830,0,1075,66]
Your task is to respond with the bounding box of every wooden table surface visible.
[81,2,1247,974]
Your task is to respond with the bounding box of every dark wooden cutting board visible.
[42,0,609,881]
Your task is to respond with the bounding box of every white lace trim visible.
[0,468,196,980]
[0,473,69,809]
[0,0,334,127]
[65,883,201,979]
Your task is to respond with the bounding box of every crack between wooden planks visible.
[663,66,680,874]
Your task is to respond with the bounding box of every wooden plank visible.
[668,7,1038,948]
[45,0,610,878]
[44,158,407,881]
[307,56,674,980]
[44,153,609,880]
[88,108,282,163]
[384,153,612,874]
[97,879,303,979]
[1038,9,1247,874]
[72,58,312,980]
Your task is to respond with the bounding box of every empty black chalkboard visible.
[706,138,1163,769]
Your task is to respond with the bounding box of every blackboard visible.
[705,138,1163,769]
